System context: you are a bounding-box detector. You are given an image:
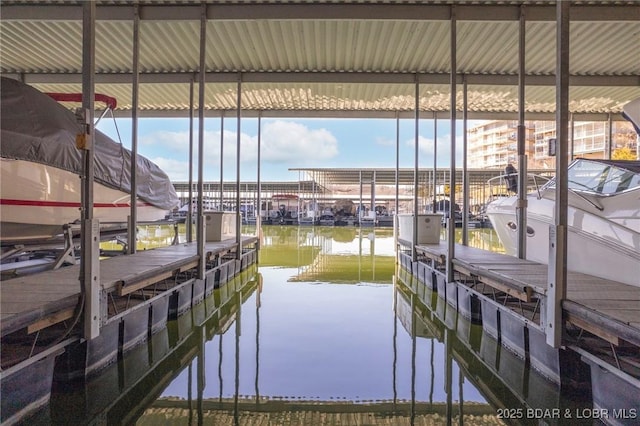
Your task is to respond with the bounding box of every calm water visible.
[30,226,593,425]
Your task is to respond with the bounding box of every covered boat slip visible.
[0,236,258,341]
[406,241,640,348]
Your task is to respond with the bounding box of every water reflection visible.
[259,226,397,283]
[29,226,589,425]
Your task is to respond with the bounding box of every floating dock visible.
[397,238,640,424]
[0,236,258,425]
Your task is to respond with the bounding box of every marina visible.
[1,1,640,425]
[1,226,635,425]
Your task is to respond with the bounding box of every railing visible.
[486,172,552,202]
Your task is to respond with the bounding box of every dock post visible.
[412,77,419,263]
[196,3,207,280]
[235,77,243,261]
[446,6,457,284]
[517,5,528,260]
[546,0,570,348]
[128,4,140,255]
[80,1,100,339]
[83,219,102,339]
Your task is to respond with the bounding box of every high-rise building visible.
[467,120,537,169]
[468,120,638,170]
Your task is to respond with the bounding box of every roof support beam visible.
[107,108,628,122]
[5,72,638,87]
[3,4,637,22]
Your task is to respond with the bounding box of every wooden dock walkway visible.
[409,241,640,348]
[0,237,257,338]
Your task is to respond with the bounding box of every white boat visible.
[486,100,640,288]
[0,77,179,243]
[178,197,219,213]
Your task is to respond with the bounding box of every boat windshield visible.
[545,159,640,195]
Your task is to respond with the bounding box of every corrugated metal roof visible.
[1,1,639,118]
[289,167,554,186]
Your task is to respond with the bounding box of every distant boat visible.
[318,209,336,226]
[270,194,299,225]
[0,77,179,243]
[486,98,640,288]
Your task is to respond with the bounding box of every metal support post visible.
[433,116,438,214]
[395,113,400,247]
[462,77,469,245]
[546,1,570,347]
[446,7,457,283]
[220,115,224,209]
[80,1,100,340]
[196,5,207,280]
[236,77,242,260]
[256,113,262,249]
[187,77,194,242]
[371,170,376,222]
[412,77,419,262]
[517,6,528,259]
[128,5,140,255]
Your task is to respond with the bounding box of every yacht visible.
[487,99,640,288]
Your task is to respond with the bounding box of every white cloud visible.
[405,133,465,167]
[261,120,339,163]
[375,136,395,147]
[141,120,338,167]
[140,130,185,150]
[140,120,340,181]
[149,157,191,181]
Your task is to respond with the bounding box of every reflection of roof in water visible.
[288,254,396,283]
[259,245,322,268]
[139,398,501,426]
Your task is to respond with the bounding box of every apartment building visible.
[468,120,638,170]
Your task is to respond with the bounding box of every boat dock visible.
[0,236,258,424]
[408,241,640,347]
[397,238,640,416]
[1,237,257,340]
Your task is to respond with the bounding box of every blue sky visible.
[97,116,480,182]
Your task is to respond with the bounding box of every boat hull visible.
[487,191,640,288]
[1,159,169,242]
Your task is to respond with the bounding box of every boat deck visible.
[0,237,257,338]
[409,241,640,347]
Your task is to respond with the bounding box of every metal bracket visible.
[53,224,78,269]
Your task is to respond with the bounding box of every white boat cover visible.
[1,77,178,211]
